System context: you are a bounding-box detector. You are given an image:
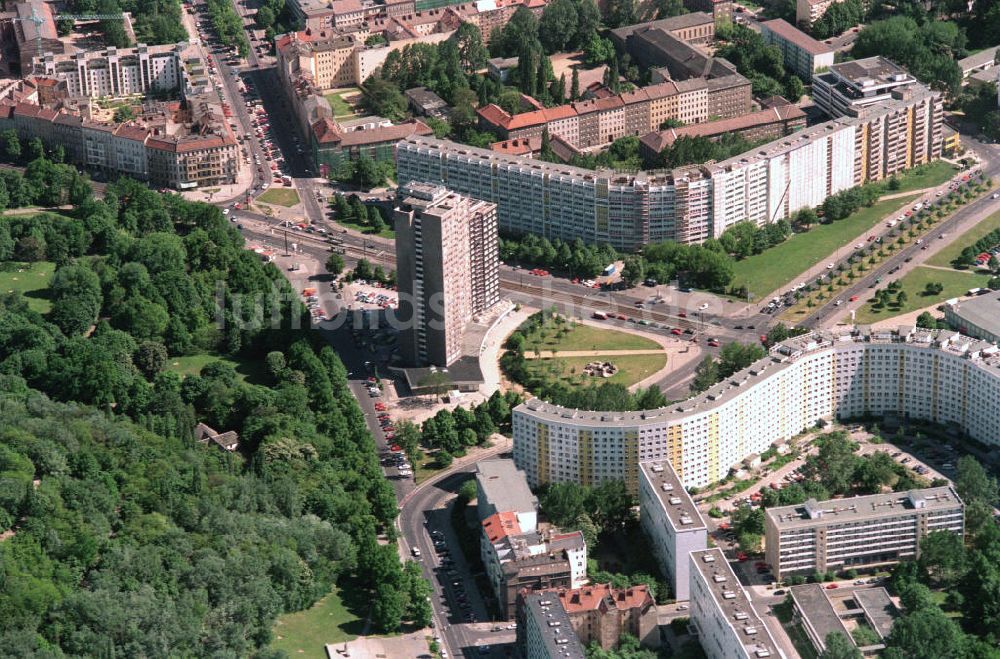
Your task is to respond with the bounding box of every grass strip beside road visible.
[529,322,662,352]
[925,209,1000,269]
[257,188,301,207]
[888,161,959,194]
[732,194,921,299]
[852,266,991,324]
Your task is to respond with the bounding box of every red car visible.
[737,552,748,561]
[678,312,687,318]
[849,295,859,302]
[616,314,627,321]
[708,339,720,347]
[672,328,683,335]
[826,583,839,589]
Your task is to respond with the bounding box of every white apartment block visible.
[764,487,964,580]
[638,460,707,601]
[396,84,942,250]
[513,327,1000,492]
[35,43,187,98]
[689,549,784,659]
[394,183,499,367]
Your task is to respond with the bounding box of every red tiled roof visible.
[477,103,513,129]
[114,125,151,142]
[482,512,521,543]
[311,117,341,144]
[490,135,542,155]
[557,583,654,614]
[312,118,432,147]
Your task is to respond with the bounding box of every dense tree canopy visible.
[0,174,426,652]
[852,16,965,93]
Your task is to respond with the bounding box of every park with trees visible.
[0,135,432,652]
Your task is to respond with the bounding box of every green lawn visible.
[333,216,396,239]
[257,188,300,207]
[270,586,364,659]
[527,322,662,352]
[166,353,267,384]
[853,265,992,324]
[889,161,959,194]
[732,194,921,299]
[524,353,667,388]
[0,261,54,313]
[324,89,361,119]
[926,209,1000,269]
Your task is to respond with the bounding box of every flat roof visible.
[477,459,538,516]
[829,56,911,87]
[690,549,781,658]
[853,588,897,640]
[766,486,963,530]
[946,290,1000,337]
[789,584,850,649]
[639,460,705,532]
[522,592,586,658]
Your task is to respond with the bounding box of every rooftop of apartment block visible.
[761,18,833,56]
[827,56,913,88]
[477,458,538,516]
[312,116,431,145]
[514,325,1000,426]
[522,592,587,658]
[690,548,781,658]
[766,486,963,530]
[639,460,705,532]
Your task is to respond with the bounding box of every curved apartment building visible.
[512,327,1000,490]
[396,82,941,251]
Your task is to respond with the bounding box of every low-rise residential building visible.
[760,19,834,80]
[487,56,519,82]
[790,584,898,655]
[556,584,659,649]
[639,102,806,161]
[959,46,1000,80]
[944,291,1000,344]
[516,591,587,659]
[689,548,783,659]
[638,460,707,601]
[405,86,448,117]
[483,524,588,619]
[764,487,964,580]
[476,459,539,532]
